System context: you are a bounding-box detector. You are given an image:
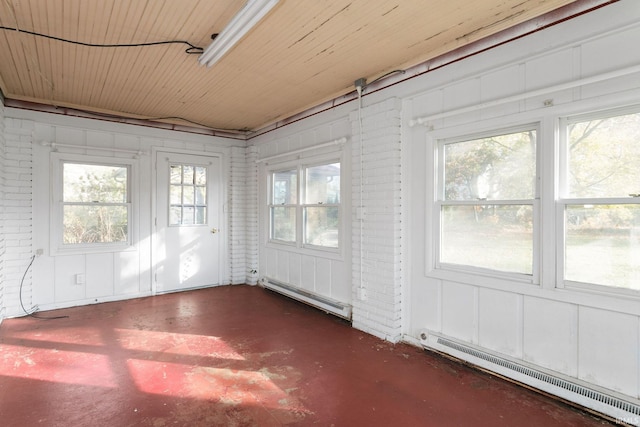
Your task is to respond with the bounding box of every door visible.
[154,152,221,293]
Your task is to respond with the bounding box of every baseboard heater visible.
[419,330,640,426]
[260,278,352,320]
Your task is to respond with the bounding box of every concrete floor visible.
[0,285,613,426]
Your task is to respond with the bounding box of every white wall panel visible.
[478,288,522,357]
[443,78,481,112]
[300,254,316,292]
[581,25,640,76]
[523,297,578,376]
[276,249,289,283]
[410,278,441,335]
[578,306,639,397]
[115,250,142,295]
[86,253,113,299]
[330,259,348,302]
[288,252,301,287]
[441,281,476,343]
[315,258,331,296]
[54,255,85,302]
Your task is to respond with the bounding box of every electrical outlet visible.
[35,248,44,256]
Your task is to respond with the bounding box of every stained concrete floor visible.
[0,285,613,426]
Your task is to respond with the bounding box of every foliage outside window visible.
[269,161,340,249]
[270,169,297,242]
[437,128,537,276]
[561,110,640,291]
[304,163,340,248]
[62,162,130,245]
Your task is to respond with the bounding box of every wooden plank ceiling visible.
[0,0,579,133]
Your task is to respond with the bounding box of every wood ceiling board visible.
[0,0,585,132]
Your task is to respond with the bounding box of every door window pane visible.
[169,163,207,226]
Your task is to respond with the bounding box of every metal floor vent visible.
[261,278,352,320]
[436,337,640,418]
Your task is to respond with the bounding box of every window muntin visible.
[437,128,537,276]
[268,161,341,250]
[169,164,207,226]
[61,162,130,245]
[560,110,640,291]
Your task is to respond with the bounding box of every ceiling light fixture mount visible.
[198,0,280,67]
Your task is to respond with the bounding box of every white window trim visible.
[266,152,344,257]
[556,105,640,297]
[429,122,541,285]
[50,152,138,255]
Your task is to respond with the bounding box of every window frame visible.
[557,106,640,296]
[266,154,342,254]
[50,152,137,255]
[433,123,541,284]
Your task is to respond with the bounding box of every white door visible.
[154,152,221,293]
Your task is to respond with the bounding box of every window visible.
[169,163,207,226]
[436,127,537,276]
[52,153,134,253]
[559,109,640,291]
[62,162,129,244]
[268,161,341,250]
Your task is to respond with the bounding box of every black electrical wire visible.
[19,254,68,320]
[0,26,204,55]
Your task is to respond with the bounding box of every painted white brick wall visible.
[351,97,402,342]
[0,98,5,321]
[2,117,34,317]
[245,146,259,285]
[229,146,246,284]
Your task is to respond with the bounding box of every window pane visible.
[63,205,128,244]
[183,186,195,205]
[182,207,195,225]
[305,163,340,204]
[444,130,536,201]
[194,166,207,186]
[271,206,296,242]
[170,165,182,184]
[273,170,297,204]
[565,205,640,290]
[441,205,533,274]
[63,163,127,203]
[195,207,206,224]
[183,165,194,184]
[169,163,207,226]
[567,112,640,198]
[304,206,339,248]
[170,185,182,204]
[170,206,181,225]
[195,186,206,205]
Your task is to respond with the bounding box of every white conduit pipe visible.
[256,137,347,163]
[409,63,640,127]
[41,141,147,156]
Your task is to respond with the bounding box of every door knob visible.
[211,228,219,234]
